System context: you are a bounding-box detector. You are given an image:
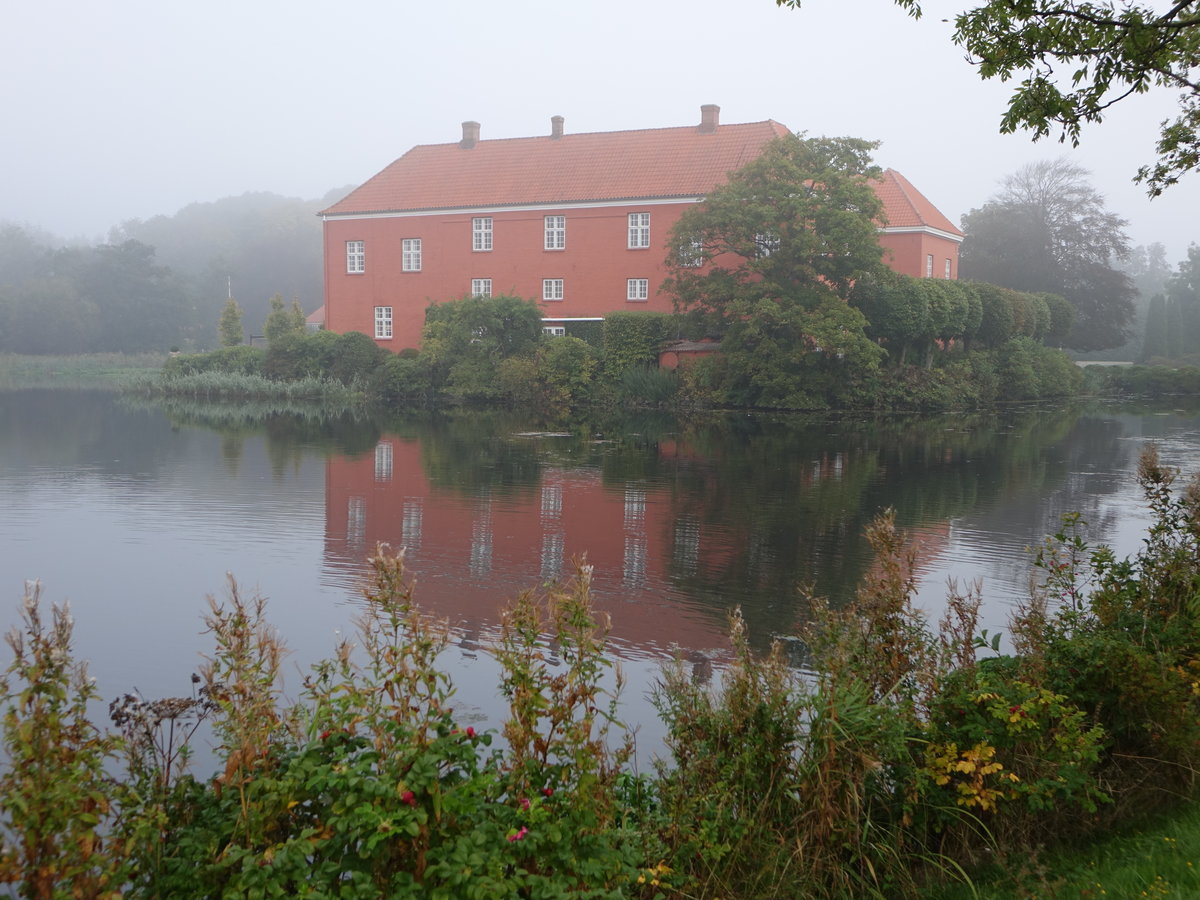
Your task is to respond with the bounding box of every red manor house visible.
[319,105,963,350]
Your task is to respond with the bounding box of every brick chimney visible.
[460,121,480,149]
[551,115,564,139]
[699,104,720,134]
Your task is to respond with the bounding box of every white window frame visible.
[544,215,565,250]
[926,253,934,278]
[374,441,393,482]
[944,258,952,279]
[472,217,493,251]
[402,238,422,272]
[628,212,650,249]
[346,240,364,274]
[542,278,564,301]
[626,278,649,301]
[680,238,704,267]
[471,278,492,297]
[543,325,566,337]
[374,306,393,340]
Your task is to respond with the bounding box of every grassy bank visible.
[936,801,1200,898]
[0,352,167,389]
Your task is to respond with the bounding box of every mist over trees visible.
[111,187,350,335]
[0,230,199,353]
[1140,244,1200,365]
[0,187,351,354]
[959,159,1137,351]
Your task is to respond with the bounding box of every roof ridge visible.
[407,118,788,150]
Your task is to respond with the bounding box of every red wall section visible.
[878,231,960,280]
[323,203,695,349]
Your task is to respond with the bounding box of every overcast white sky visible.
[3,0,1197,263]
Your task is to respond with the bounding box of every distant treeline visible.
[0,188,350,353]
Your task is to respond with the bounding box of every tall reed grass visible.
[0,352,167,389]
[125,369,365,405]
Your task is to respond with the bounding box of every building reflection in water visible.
[322,436,734,663]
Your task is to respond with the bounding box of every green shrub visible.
[1092,364,1200,397]
[370,352,436,407]
[263,330,324,380]
[327,330,386,385]
[924,665,1108,843]
[601,312,671,377]
[162,345,264,377]
[0,586,130,894]
[618,365,679,407]
[1012,449,1200,814]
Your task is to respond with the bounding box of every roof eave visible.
[320,194,710,220]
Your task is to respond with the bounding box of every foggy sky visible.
[4,0,1197,263]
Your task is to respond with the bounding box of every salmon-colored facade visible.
[320,107,963,350]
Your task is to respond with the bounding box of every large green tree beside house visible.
[664,134,887,408]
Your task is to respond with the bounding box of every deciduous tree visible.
[960,159,1136,350]
[778,0,1200,193]
[665,133,886,322]
[218,297,245,347]
[664,133,887,407]
[262,294,306,344]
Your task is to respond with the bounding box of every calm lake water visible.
[3,388,1200,765]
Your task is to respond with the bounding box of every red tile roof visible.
[321,118,960,239]
[321,119,792,215]
[872,168,963,237]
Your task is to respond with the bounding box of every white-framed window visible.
[926,253,934,278]
[347,496,365,547]
[471,278,492,297]
[541,532,564,580]
[623,534,647,588]
[374,441,393,482]
[472,217,492,251]
[374,306,393,339]
[674,516,701,574]
[628,212,650,249]
[754,232,780,257]
[944,258,952,279]
[541,484,563,518]
[543,278,564,301]
[402,498,423,551]
[624,486,646,526]
[345,240,364,274]
[627,278,649,301]
[543,325,566,337]
[402,238,422,272]
[544,215,565,250]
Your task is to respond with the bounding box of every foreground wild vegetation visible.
[2,447,1200,898]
